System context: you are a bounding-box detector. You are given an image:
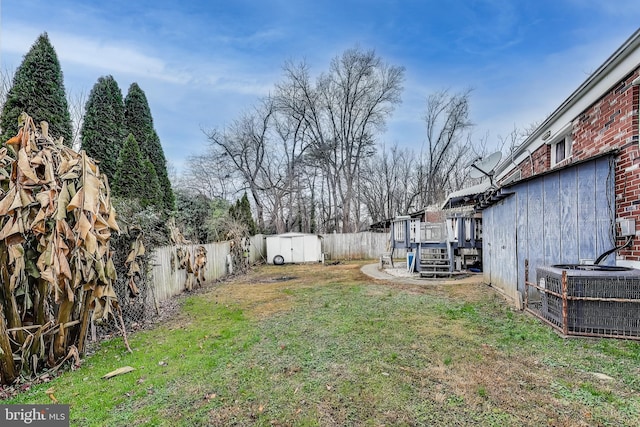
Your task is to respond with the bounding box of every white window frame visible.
[546,123,573,166]
[551,135,572,165]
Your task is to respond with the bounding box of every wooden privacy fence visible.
[149,232,395,304]
[322,232,405,260]
[150,234,266,303]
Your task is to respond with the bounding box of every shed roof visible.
[266,232,320,238]
[441,180,492,209]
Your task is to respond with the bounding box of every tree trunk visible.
[0,312,17,384]
[54,296,74,359]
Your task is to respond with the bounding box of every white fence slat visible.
[149,232,395,303]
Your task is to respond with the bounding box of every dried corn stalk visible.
[167,220,207,291]
[193,245,207,287]
[0,114,123,384]
[124,227,144,297]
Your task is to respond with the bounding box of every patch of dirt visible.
[258,276,298,283]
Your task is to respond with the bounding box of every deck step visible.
[420,264,450,269]
[420,271,454,278]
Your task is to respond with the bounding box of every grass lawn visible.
[4,261,640,426]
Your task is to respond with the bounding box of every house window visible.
[556,138,566,162]
[551,135,572,165]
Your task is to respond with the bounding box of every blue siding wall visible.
[483,155,615,301]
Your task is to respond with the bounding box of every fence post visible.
[561,270,568,336]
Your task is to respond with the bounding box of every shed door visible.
[290,237,305,263]
[280,238,294,263]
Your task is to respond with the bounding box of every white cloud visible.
[1,23,191,84]
[1,21,279,101]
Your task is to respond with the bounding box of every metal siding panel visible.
[595,156,616,265]
[482,155,615,306]
[527,180,545,284]
[543,173,561,265]
[490,196,517,299]
[559,167,579,264]
[577,162,597,261]
[516,184,528,294]
[483,207,493,284]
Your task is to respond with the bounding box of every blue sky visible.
[1,0,639,173]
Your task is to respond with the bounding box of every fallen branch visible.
[102,366,135,379]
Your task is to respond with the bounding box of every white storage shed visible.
[265,233,323,265]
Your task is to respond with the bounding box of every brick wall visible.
[505,68,640,261]
[574,70,640,261]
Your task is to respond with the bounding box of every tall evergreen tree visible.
[113,134,161,208]
[123,83,174,212]
[0,33,73,146]
[80,75,125,180]
[80,76,126,180]
[229,192,257,235]
[142,158,162,208]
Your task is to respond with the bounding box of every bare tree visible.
[204,98,275,232]
[177,146,240,201]
[408,89,474,209]
[497,121,542,157]
[360,143,415,223]
[282,48,404,232]
[194,48,403,234]
[67,88,87,150]
[0,68,14,134]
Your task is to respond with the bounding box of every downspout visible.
[525,149,534,176]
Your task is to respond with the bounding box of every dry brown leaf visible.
[43,160,56,184]
[106,206,119,232]
[30,209,46,232]
[7,243,24,265]
[56,219,75,241]
[125,248,137,264]
[136,240,145,256]
[0,216,16,240]
[106,258,117,280]
[35,190,50,209]
[82,172,101,214]
[96,243,108,259]
[17,148,40,184]
[18,188,34,208]
[64,281,74,302]
[36,240,54,271]
[40,267,55,284]
[95,259,106,283]
[45,387,58,403]
[128,277,140,296]
[85,232,98,255]
[54,184,70,221]
[128,261,141,276]
[76,211,91,240]
[66,187,84,212]
[57,248,72,280]
[0,186,16,215]
[8,187,24,212]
